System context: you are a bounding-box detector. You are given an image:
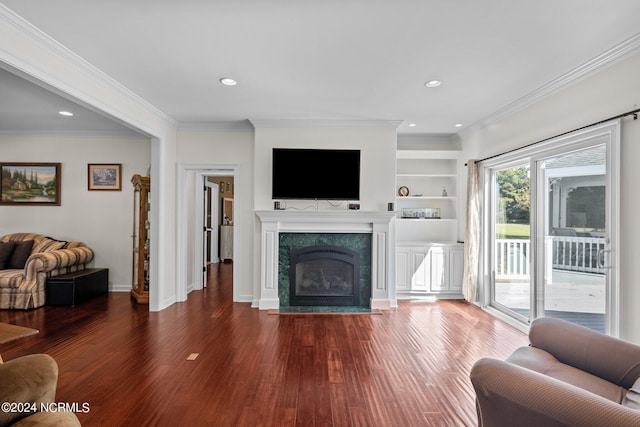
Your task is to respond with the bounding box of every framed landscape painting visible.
[0,162,61,206]
[88,163,122,191]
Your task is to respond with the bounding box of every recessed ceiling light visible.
[409,123,416,127]
[219,77,237,86]
[455,123,462,128]
[58,111,74,117]
[424,80,442,88]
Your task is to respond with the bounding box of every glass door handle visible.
[597,248,611,268]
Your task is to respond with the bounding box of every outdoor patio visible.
[496,270,605,332]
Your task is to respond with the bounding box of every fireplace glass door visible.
[290,245,360,306]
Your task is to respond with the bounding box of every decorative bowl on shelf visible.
[398,186,410,197]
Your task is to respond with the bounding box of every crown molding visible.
[473,32,640,130]
[0,129,149,139]
[249,119,404,129]
[396,133,457,144]
[178,120,255,132]
[0,5,178,131]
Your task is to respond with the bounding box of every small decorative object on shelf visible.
[442,187,448,197]
[131,174,150,304]
[401,208,441,219]
[398,186,410,197]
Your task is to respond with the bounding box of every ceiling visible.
[1,1,640,138]
[0,67,144,136]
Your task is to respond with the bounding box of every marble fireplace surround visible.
[255,210,396,310]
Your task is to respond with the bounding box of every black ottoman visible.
[46,268,108,306]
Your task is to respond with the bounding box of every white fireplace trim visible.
[255,210,396,310]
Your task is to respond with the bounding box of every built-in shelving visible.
[395,149,464,298]
[395,150,461,243]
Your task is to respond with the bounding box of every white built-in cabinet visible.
[395,150,464,298]
[396,243,463,296]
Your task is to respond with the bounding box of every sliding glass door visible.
[492,163,531,322]
[485,122,619,334]
[539,146,607,332]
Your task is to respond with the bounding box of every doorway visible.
[177,165,238,303]
[203,176,234,287]
[484,121,620,335]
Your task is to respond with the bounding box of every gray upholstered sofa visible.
[470,317,640,426]
[0,233,94,309]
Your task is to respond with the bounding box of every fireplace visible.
[289,245,360,306]
[255,210,395,310]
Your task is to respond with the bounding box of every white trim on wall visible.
[177,164,240,303]
[0,5,181,312]
[470,32,640,132]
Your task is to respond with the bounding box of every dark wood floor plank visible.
[0,263,528,426]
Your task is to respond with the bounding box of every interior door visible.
[203,180,219,288]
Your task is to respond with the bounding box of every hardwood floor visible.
[0,264,528,426]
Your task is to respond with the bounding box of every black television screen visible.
[272,148,361,200]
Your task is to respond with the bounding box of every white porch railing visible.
[496,239,530,280]
[552,236,605,274]
[496,236,605,280]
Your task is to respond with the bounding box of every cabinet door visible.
[449,248,464,292]
[429,248,448,292]
[410,249,429,291]
[396,247,411,292]
[220,225,233,260]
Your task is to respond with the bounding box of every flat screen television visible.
[272,148,361,200]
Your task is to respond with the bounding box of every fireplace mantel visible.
[255,210,396,310]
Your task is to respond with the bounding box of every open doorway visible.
[177,165,238,302]
[204,176,234,282]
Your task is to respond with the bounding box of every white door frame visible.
[481,121,620,335]
[177,164,238,302]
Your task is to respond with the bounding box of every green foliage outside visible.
[496,167,530,224]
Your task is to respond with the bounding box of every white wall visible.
[176,129,255,302]
[460,51,640,343]
[252,125,397,306]
[253,126,398,211]
[0,135,151,290]
[1,8,179,311]
[176,126,397,305]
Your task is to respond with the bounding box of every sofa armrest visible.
[529,317,640,388]
[0,354,58,426]
[23,247,94,281]
[470,357,640,427]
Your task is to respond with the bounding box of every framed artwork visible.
[0,162,61,206]
[88,163,122,191]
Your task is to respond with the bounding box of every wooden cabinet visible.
[131,174,150,304]
[396,243,464,297]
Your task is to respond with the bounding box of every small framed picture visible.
[88,163,122,191]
